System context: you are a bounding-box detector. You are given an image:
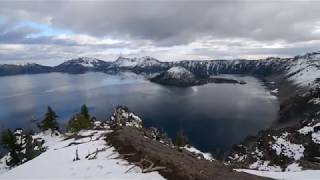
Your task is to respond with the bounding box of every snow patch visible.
[166,66,194,79]
[236,169,320,180]
[308,98,320,105]
[183,145,214,161]
[298,122,320,141]
[270,88,278,94]
[272,134,305,160]
[249,160,281,172]
[312,131,320,144]
[113,56,162,68]
[285,163,302,172]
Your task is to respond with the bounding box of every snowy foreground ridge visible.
[1,130,320,180]
[0,130,164,180]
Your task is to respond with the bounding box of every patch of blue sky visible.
[14,20,73,38]
[0,16,8,26]
[0,17,5,22]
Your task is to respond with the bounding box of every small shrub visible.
[175,131,188,147]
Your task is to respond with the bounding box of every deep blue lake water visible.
[0,72,278,153]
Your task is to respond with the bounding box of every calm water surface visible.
[0,72,278,153]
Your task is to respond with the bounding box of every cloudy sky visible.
[1,0,320,65]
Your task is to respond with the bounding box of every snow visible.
[114,57,139,68]
[286,55,320,88]
[167,66,189,74]
[64,57,102,68]
[166,66,194,79]
[312,131,320,144]
[78,57,100,67]
[308,98,320,105]
[271,88,278,94]
[0,130,164,180]
[236,169,320,180]
[113,56,161,68]
[228,153,247,162]
[285,163,302,172]
[183,145,214,161]
[298,122,320,135]
[271,133,305,160]
[249,160,281,172]
[298,122,320,144]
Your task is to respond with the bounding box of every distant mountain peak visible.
[113,56,161,68]
[68,57,101,63]
[53,57,111,73]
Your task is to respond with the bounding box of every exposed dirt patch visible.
[106,126,272,180]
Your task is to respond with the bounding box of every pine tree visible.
[81,104,90,120]
[67,104,93,133]
[25,131,37,160]
[1,129,20,166]
[39,106,59,131]
[2,129,17,152]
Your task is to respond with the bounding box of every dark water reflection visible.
[0,72,278,153]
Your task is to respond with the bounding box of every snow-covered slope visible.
[112,56,162,68]
[173,57,290,77]
[56,57,110,68]
[110,56,169,73]
[286,52,320,88]
[53,57,111,73]
[112,57,139,68]
[0,130,164,179]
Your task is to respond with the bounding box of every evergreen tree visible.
[2,129,17,152]
[67,105,93,133]
[39,106,59,131]
[81,104,90,120]
[1,129,20,166]
[24,131,39,160]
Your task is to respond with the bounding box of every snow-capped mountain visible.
[109,56,169,73]
[172,57,291,78]
[64,57,105,67]
[111,56,139,68]
[0,51,317,84]
[112,56,161,68]
[53,57,111,73]
[1,51,320,90]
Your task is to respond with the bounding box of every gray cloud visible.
[0,0,320,64]
[2,1,320,45]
